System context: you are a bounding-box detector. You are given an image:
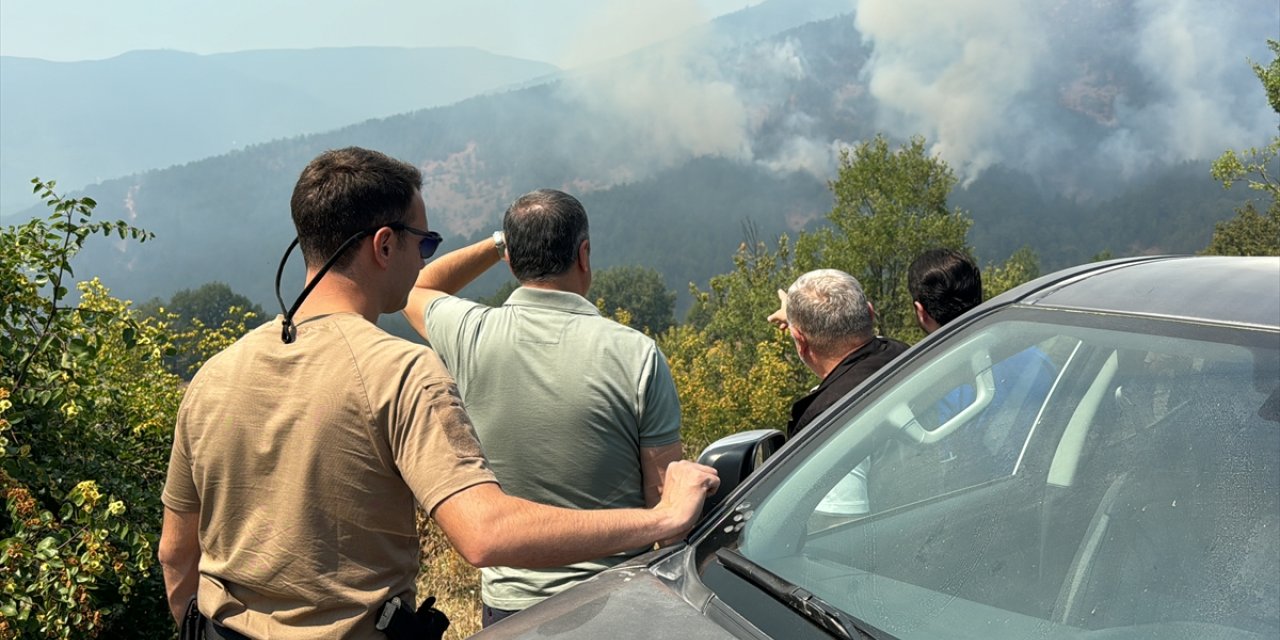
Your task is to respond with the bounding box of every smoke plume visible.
[853,0,1277,194]
[547,0,1275,199]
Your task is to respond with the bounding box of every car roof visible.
[996,255,1280,330]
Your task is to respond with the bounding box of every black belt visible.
[205,619,253,640]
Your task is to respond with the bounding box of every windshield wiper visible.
[715,548,897,640]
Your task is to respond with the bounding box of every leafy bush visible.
[0,180,252,639]
[589,265,677,335]
[1204,39,1280,257]
[795,134,973,343]
[665,136,1041,453]
[662,235,810,452]
[136,282,266,378]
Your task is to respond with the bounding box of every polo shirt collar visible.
[505,286,600,316]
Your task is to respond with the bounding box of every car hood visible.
[469,562,739,639]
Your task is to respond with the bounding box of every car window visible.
[704,309,1279,640]
[866,331,1069,513]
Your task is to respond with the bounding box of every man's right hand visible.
[766,288,789,330]
[653,460,719,545]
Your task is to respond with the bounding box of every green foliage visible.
[589,266,677,335]
[661,324,805,455]
[795,135,973,340]
[1211,139,1280,198]
[691,228,798,344]
[1255,39,1280,117]
[0,180,252,639]
[664,234,810,451]
[666,136,1043,453]
[1205,40,1280,257]
[137,282,264,378]
[0,180,173,638]
[139,282,264,332]
[1202,201,1280,257]
[983,246,1041,300]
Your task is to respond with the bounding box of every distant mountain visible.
[707,0,853,40]
[13,0,1270,318]
[0,47,558,214]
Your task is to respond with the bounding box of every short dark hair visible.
[907,248,982,327]
[503,189,589,282]
[290,147,423,270]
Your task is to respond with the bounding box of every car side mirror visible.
[696,429,786,517]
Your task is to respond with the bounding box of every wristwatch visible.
[492,230,506,258]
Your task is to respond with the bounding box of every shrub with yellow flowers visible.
[1,180,255,639]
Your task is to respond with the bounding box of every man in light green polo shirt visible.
[402,188,684,627]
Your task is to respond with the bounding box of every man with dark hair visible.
[158,151,717,639]
[906,248,983,332]
[906,247,1056,474]
[502,188,590,281]
[401,188,685,627]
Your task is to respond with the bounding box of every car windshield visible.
[698,308,1280,640]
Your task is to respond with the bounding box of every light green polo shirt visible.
[424,286,681,609]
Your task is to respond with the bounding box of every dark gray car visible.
[474,255,1280,640]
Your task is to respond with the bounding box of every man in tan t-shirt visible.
[157,147,719,640]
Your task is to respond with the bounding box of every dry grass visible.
[416,510,484,639]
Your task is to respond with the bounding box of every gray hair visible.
[787,269,873,353]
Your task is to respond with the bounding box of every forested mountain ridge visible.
[0,47,559,214]
[13,0,1271,314]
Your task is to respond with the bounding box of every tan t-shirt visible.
[162,313,494,639]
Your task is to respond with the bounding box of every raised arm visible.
[431,460,718,568]
[402,234,505,339]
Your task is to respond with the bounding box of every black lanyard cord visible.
[274,232,372,344]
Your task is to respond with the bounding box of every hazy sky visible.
[0,0,760,67]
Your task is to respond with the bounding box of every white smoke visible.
[566,49,753,166]
[549,0,1275,197]
[762,135,850,176]
[123,183,140,221]
[761,38,806,80]
[740,37,848,178]
[561,0,709,70]
[548,2,858,184]
[855,0,1046,184]
[852,0,1278,191]
[1096,0,1274,178]
[556,0,754,177]
[112,183,142,265]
